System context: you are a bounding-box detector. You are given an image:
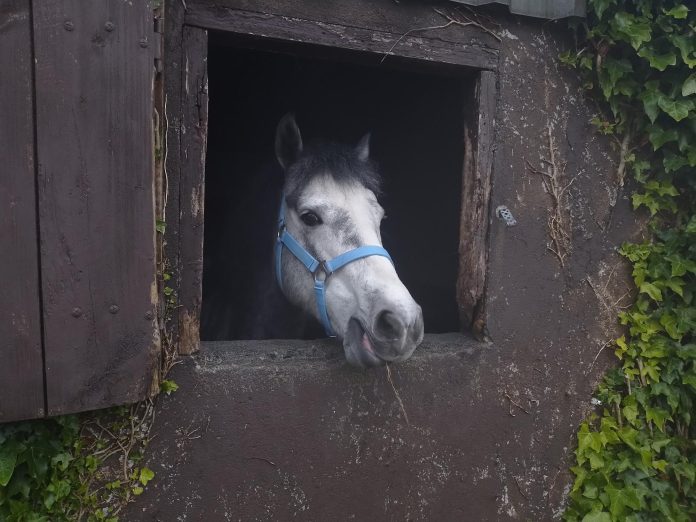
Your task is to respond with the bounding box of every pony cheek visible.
[281,257,316,310]
[325,277,357,338]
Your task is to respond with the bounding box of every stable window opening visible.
[200,34,469,341]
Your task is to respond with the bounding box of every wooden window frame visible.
[165,0,499,353]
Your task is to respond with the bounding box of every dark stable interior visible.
[201,33,466,340]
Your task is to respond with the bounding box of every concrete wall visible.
[127,6,641,521]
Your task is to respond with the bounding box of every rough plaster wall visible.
[125,13,643,522]
[482,15,642,519]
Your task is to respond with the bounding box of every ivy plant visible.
[0,404,160,521]
[560,0,696,520]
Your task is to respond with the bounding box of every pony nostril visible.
[373,310,405,342]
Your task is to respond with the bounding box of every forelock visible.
[284,141,381,206]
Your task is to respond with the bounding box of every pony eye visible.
[300,212,322,227]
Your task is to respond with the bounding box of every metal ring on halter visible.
[277,224,286,240]
[313,261,331,283]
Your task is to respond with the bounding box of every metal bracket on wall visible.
[496,205,518,227]
[153,15,163,73]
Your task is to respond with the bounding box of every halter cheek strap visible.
[275,199,393,337]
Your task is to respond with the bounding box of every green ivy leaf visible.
[646,179,678,197]
[581,512,611,522]
[686,216,696,234]
[640,282,663,301]
[639,82,661,123]
[47,478,71,499]
[559,50,579,68]
[632,193,659,215]
[683,73,696,96]
[664,5,689,19]
[606,483,643,517]
[645,406,671,431]
[663,278,684,297]
[601,58,633,97]
[139,467,155,486]
[648,125,679,150]
[670,34,696,67]
[160,379,179,395]
[657,97,692,121]
[593,0,616,20]
[588,452,604,469]
[0,443,19,487]
[666,254,696,276]
[622,401,639,425]
[637,46,677,71]
[660,313,681,339]
[683,373,696,389]
[663,150,689,172]
[612,12,652,50]
[43,492,56,510]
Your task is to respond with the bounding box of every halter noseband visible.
[275,199,393,337]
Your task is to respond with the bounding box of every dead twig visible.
[247,456,276,466]
[386,363,410,425]
[514,476,529,500]
[613,128,633,191]
[546,467,562,504]
[525,59,574,267]
[526,156,571,266]
[587,340,612,374]
[381,20,458,64]
[504,392,530,416]
[586,276,613,318]
[433,8,501,41]
[453,5,503,33]
[381,7,500,63]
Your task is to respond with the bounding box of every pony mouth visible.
[343,318,385,368]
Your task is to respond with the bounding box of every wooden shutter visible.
[0,0,159,421]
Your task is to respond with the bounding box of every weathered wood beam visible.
[185,3,499,70]
[457,70,496,340]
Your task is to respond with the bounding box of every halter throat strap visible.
[275,199,392,337]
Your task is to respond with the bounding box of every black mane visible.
[285,141,381,207]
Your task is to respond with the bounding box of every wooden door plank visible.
[32,0,160,415]
[0,0,46,422]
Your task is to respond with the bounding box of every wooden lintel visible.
[185,4,499,71]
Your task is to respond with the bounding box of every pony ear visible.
[275,113,303,170]
[355,133,370,162]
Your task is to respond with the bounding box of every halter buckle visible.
[276,224,286,240]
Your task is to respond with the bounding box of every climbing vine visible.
[0,406,156,521]
[560,1,696,520]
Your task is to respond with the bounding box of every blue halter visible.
[275,199,393,337]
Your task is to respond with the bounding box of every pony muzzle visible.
[344,306,424,368]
